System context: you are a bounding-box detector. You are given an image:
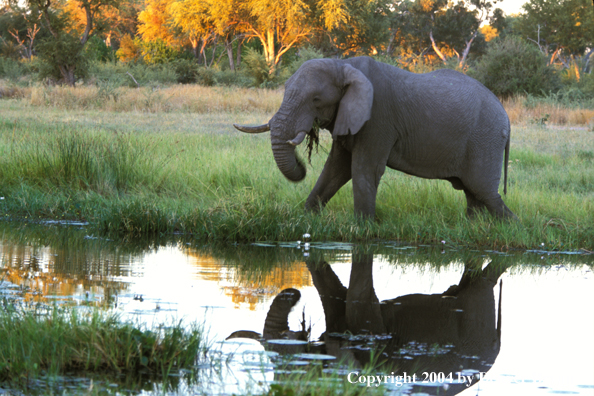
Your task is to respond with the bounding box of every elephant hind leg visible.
[464,189,487,218]
[464,188,516,220]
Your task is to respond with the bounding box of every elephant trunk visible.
[271,139,306,182]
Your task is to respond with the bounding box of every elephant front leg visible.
[351,147,388,219]
[305,142,352,212]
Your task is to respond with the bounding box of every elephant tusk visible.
[233,123,270,133]
[287,131,307,146]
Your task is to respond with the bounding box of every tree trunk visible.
[264,29,276,74]
[584,48,594,73]
[236,37,243,68]
[189,37,199,59]
[225,37,235,71]
[208,36,218,67]
[80,1,93,45]
[60,65,76,87]
[429,30,447,63]
[199,38,208,65]
[459,30,478,68]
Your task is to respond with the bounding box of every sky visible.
[498,0,527,16]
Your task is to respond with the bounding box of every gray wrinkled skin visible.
[253,56,516,220]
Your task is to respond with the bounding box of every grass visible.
[0,304,204,391]
[0,85,593,250]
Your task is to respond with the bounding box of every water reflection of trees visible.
[0,223,141,306]
[2,222,592,311]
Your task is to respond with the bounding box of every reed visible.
[0,306,204,389]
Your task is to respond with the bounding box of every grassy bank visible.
[0,305,203,391]
[0,87,593,250]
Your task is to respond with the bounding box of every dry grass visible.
[24,84,284,113]
[2,80,594,127]
[503,96,594,127]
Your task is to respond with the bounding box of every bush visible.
[212,68,253,87]
[469,36,561,98]
[0,57,25,81]
[84,36,116,63]
[243,47,275,87]
[286,46,324,74]
[116,34,142,63]
[139,39,181,65]
[195,66,217,86]
[173,58,198,84]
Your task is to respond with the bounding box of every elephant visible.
[234,56,516,219]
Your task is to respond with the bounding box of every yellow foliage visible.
[138,0,178,44]
[116,34,142,62]
[479,25,498,42]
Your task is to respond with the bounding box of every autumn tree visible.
[208,0,248,70]
[138,0,177,44]
[240,0,313,73]
[169,0,214,62]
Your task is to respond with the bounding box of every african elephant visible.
[234,56,516,219]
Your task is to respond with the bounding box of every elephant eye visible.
[313,97,321,106]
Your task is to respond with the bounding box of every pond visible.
[1,222,593,395]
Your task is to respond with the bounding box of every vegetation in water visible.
[0,303,204,392]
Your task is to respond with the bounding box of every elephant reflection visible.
[309,253,506,393]
[229,253,507,395]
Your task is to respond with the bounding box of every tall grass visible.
[0,306,204,389]
[0,91,592,250]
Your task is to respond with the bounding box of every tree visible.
[29,0,118,85]
[324,0,392,56]
[169,0,215,63]
[517,0,594,67]
[393,0,500,68]
[137,0,177,45]
[240,0,313,73]
[208,0,248,71]
[469,35,560,97]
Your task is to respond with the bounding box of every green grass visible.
[0,305,204,390]
[0,100,592,250]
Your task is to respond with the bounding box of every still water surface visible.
[1,222,593,395]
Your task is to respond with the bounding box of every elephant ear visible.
[333,64,374,138]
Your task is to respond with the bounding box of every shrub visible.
[195,66,217,86]
[243,47,274,87]
[286,46,324,74]
[84,35,116,63]
[139,39,181,65]
[173,58,198,84]
[468,36,561,98]
[0,57,25,81]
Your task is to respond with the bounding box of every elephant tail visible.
[497,279,503,341]
[503,132,510,195]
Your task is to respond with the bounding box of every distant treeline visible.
[0,0,593,100]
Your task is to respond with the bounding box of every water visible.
[1,222,593,395]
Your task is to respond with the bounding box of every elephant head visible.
[234,59,374,182]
